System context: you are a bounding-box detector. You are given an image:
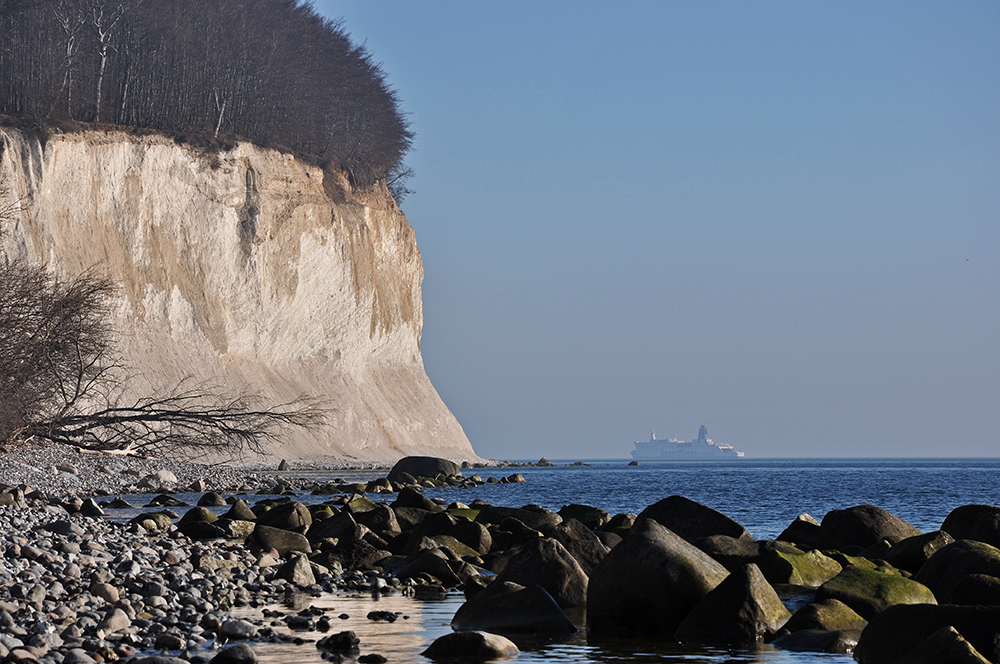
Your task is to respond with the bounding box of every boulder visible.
[912,540,1000,603]
[952,573,1000,605]
[695,535,763,571]
[249,524,311,556]
[557,504,610,530]
[882,530,955,574]
[783,598,868,633]
[223,499,256,521]
[476,505,562,531]
[942,505,1000,547]
[451,581,577,634]
[210,644,257,664]
[422,630,518,660]
[854,604,1000,664]
[887,626,990,664]
[636,495,752,543]
[814,565,936,620]
[178,506,219,526]
[494,538,588,608]
[197,491,228,507]
[547,518,609,576]
[755,549,843,588]
[275,553,316,586]
[770,628,862,654]
[396,548,461,586]
[820,504,921,549]
[387,456,461,483]
[307,510,358,543]
[254,501,312,533]
[674,563,790,643]
[353,504,400,536]
[392,487,445,513]
[587,518,730,634]
[777,513,835,550]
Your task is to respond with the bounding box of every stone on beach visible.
[636,495,752,543]
[422,630,519,660]
[451,581,577,634]
[587,518,729,634]
[387,456,462,484]
[493,537,588,608]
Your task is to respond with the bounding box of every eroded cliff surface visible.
[0,127,475,463]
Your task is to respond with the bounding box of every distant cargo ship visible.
[631,425,745,460]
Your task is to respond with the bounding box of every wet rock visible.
[392,487,445,513]
[422,630,518,660]
[771,628,862,654]
[452,581,577,634]
[254,501,312,533]
[674,563,790,643]
[198,492,228,507]
[854,604,1000,664]
[820,504,921,549]
[210,643,258,664]
[219,619,259,640]
[912,540,1000,603]
[636,495,752,543]
[814,565,936,619]
[316,631,360,654]
[587,518,729,634]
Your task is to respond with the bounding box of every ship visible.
[630,425,745,460]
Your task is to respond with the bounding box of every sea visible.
[116,458,1000,664]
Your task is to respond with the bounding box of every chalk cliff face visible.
[0,127,475,463]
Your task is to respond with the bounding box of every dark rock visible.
[882,530,955,574]
[255,501,312,533]
[249,524,312,556]
[912,540,1000,603]
[888,626,990,664]
[198,492,228,507]
[322,537,389,571]
[392,487,445,513]
[179,520,226,540]
[674,563,790,643]
[396,548,461,586]
[422,630,518,660]
[777,513,834,550]
[770,628,862,654]
[547,518,609,577]
[854,604,1000,664]
[308,511,359,543]
[354,504,400,536]
[223,499,257,521]
[952,573,1000,605]
[387,457,462,483]
[275,553,316,586]
[636,495,752,543]
[820,504,921,549]
[942,505,1000,547]
[494,537,588,608]
[557,504,609,530]
[814,565,936,620]
[210,644,257,664]
[452,581,577,634]
[178,506,219,526]
[587,518,729,634]
[594,531,622,549]
[476,505,562,531]
[316,631,360,654]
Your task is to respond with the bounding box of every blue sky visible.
[315,1,1000,459]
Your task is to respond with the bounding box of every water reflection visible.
[232,592,854,664]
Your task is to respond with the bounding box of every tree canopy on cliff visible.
[0,0,411,187]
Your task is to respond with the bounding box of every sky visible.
[314,1,1000,460]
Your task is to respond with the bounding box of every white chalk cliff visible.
[0,127,476,463]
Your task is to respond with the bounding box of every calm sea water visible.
[118,458,1000,664]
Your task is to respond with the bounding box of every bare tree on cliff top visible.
[0,259,323,458]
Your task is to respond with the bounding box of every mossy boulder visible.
[783,598,868,633]
[177,506,219,526]
[557,504,610,530]
[674,563,790,643]
[814,565,936,620]
[755,549,843,588]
